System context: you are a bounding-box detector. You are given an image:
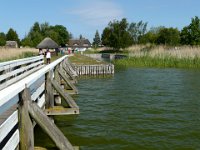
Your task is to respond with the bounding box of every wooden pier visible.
[0,55,79,150]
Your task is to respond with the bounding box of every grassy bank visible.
[113,45,200,68]
[68,54,106,65]
[0,48,38,62]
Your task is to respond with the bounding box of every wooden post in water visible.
[18,87,34,150]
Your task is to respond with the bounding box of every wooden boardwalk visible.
[0,55,79,150]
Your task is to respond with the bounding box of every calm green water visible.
[35,68,200,150]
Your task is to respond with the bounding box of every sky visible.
[1,0,200,42]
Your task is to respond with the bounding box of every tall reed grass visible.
[114,45,200,68]
[0,48,38,62]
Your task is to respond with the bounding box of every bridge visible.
[0,55,80,150]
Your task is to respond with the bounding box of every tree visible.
[0,32,6,46]
[139,31,158,44]
[180,16,200,45]
[128,21,148,44]
[51,25,69,46]
[157,27,180,45]
[93,30,101,48]
[101,27,111,46]
[40,22,50,36]
[21,22,70,47]
[32,22,41,33]
[101,18,133,50]
[6,28,20,46]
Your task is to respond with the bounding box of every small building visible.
[66,38,91,51]
[6,41,18,48]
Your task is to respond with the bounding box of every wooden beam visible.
[45,106,79,115]
[63,63,78,83]
[58,70,78,94]
[18,88,34,150]
[45,71,54,108]
[28,101,74,150]
[51,79,79,109]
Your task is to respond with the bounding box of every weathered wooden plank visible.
[0,55,43,71]
[51,79,79,109]
[28,101,74,150]
[0,110,18,143]
[18,88,34,150]
[0,60,43,82]
[2,130,19,150]
[0,65,44,91]
[45,106,79,115]
[58,70,78,94]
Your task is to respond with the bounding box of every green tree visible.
[0,32,6,46]
[101,18,133,50]
[21,22,70,47]
[180,16,200,45]
[51,25,69,46]
[32,22,41,33]
[128,21,148,44]
[40,22,50,36]
[157,27,180,45]
[93,30,101,48]
[21,36,33,47]
[101,27,111,46]
[139,31,158,44]
[6,28,20,46]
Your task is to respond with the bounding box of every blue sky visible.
[1,0,200,42]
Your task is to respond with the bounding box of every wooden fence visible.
[0,55,79,150]
[74,64,114,75]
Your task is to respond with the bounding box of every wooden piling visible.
[18,87,34,150]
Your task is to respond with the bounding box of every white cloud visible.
[68,1,124,26]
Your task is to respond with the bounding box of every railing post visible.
[45,70,54,108]
[18,87,34,150]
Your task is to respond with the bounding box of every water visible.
[35,68,200,149]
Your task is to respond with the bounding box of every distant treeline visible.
[0,22,71,47]
[93,16,200,50]
[1,16,200,49]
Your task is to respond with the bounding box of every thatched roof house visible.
[6,41,18,48]
[66,38,91,48]
[37,37,59,49]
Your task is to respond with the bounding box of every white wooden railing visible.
[0,55,78,150]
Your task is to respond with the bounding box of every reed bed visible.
[0,47,38,62]
[114,45,200,68]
